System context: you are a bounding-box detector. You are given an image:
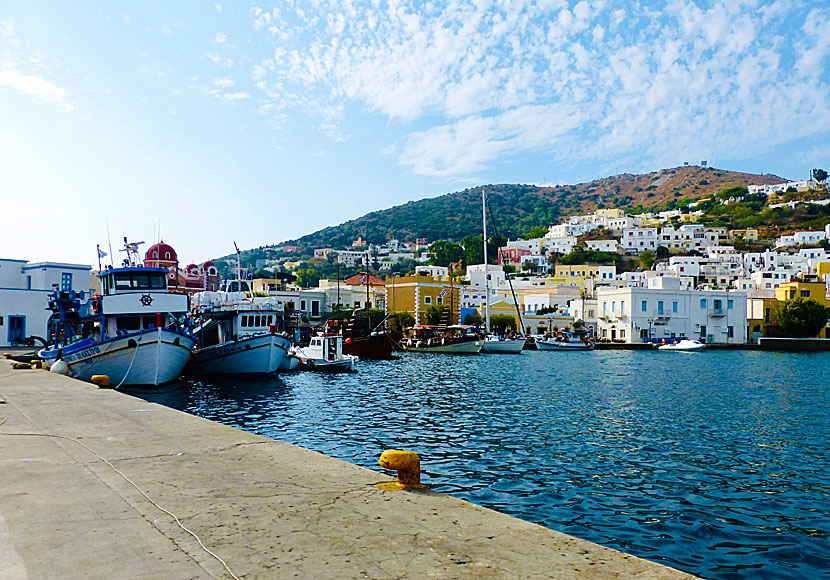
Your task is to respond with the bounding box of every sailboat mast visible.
[482,190,490,333]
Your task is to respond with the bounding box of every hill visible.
[283,166,784,248]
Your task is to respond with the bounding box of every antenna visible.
[105,217,114,268]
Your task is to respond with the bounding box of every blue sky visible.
[2,1,829,266]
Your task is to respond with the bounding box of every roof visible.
[343,273,386,286]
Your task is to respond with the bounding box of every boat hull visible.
[343,333,396,359]
[481,338,526,353]
[404,339,483,354]
[186,333,291,376]
[298,356,356,372]
[41,328,195,386]
[658,340,706,351]
[536,340,594,351]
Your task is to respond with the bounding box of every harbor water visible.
[133,350,830,580]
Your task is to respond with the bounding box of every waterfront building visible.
[540,236,578,255]
[567,298,598,334]
[0,258,93,347]
[596,283,747,344]
[385,271,461,326]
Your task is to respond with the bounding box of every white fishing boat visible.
[38,239,195,386]
[402,325,483,353]
[658,339,706,351]
[293,334,357,372]
[187,246,291,376]
[536,331,595,351]
[481,334,526,353]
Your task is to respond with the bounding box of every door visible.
[8,316,25,344]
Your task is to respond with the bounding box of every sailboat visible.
[480,191,526,354]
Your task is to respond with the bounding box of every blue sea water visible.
[132,350,830,579]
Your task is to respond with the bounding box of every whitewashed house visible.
[621,228,658,254]
[596,284,747,344]
[0,258,93,347]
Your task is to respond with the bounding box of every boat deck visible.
[0,357,695,579]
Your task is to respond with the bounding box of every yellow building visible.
[775,279,830,306]
[386,273,461,326]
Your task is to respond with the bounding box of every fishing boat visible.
[38,240,195,386]
[293,334,357,372]
[186,245,291,376]
[402,325,483,354]
[326,309,395,360]
[536,331,595,351]
[479,189,527,354]
[658,339,706,351]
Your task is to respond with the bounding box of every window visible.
[700,298,707,309]
[620,329,626,339]
[658,301,664,315]
[424,296,432,305]
[241,316,248,327]
[603,302,607,315]
[728,326,734,338]
[621,301,625,315]
[26,275,31,290]
[642,300,648,312]
[728,299,734,309]
[672,301,678,313]
[61,272,73,291]
[300,300,307,310]
[801,290,811,297]
[612,301,616,313]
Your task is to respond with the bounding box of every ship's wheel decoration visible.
[140,294,154,307]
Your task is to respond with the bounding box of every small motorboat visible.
[293,334,357,372]
[535,331,594,351]
[481,334,526,354]
[658,339,706,351]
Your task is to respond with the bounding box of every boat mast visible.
[482,190,490,333]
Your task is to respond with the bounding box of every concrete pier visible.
[0,358,696,579]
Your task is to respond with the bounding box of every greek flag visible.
[439,288,447,297]
[360,275,366,284]
[97,245,107,258]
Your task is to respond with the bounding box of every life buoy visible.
[91,294,102,314]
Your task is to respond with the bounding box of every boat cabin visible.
[308,335,344,362]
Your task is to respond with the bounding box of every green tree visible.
[463,313,483,326]
[295,268,321,288]
[387,311,415,332]
[813,168,828,189]
[524,226,548,239]
[777,297,829,338]
[638,250,655,270]
[424,305,446,326]
[490,313,518,335]
[428,241,464,267]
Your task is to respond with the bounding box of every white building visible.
[596,285,747,344]
[621,228,658,254]
[546,223,598,238]
[585,239,624,253]
[540,236,578,255]
[658,224,724,251]
[0,258,93,347]
[748,180,815,195]
[774,230,827,249]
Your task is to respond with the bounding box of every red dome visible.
[186,263,199,273]
[203,260,215,268]
[145,242,177,262]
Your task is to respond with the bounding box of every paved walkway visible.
[0,359,696,579]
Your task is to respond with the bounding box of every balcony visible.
[710,309,726,317]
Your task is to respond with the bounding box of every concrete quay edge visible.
[0,359,697,580]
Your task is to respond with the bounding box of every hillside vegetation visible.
[283,166,783,248]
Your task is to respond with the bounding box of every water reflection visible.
[130,350,830,580]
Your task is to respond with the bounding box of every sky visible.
[1,0,829,267]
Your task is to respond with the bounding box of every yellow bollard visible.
[91,375,111,388]
[3,353,14,359]
[375,450,426,491]
[30,360,43,369]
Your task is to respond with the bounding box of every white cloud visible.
[0,19,74,112]
[241,1,830,179]
[215,32,227,44]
